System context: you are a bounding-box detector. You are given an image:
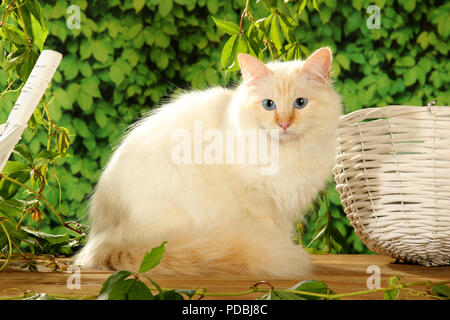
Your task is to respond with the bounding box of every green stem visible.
[0,220,12,272]
[195,288,259,298]
[1,279,449,300]
[0,293,28,300]
[0,174,82,234]
[46,293,99,300]
[0,1,14,27]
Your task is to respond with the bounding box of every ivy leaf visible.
[207,0,220,14]
[81,78,102,98]
[352,0,363,10]
[35,149,60,161]
[133,0,146,13]
[155,290,184,300]
[0,199,24,218]
[326,188,342,205]
[92,40,110,63]
[270,289,307,300]
[312,0,320,11]
[29,13,48,51]
[25,0,46,30]
[270,15,283,50]
[0,25,29,46]
[121,279,154,300]
[319,6,332,24]
[259,0,277,11]
[328,224,349,252]
[349,52,365,64]
[221,34,239,68]
[384,276,401,300]
[139,241,168,273]
[432,284,450,298]
[159,0,173,17]
[289,280,329,300]
[0,162,31,199]
[335,54,350,71]
[73,118,92,138]
[278,15,295,44]
[13,145,33,164]
[212,17,240,36]
[98,270,132,300]
[107,279,134,300]
[404,68,417,87]
[286,45,296,61]
[20,227,70,245]
[110,62,125,87]
[63,62,79,81]
[175,289,196,299]
[77,91,93,112]
[298,0,307,15]
[399,0,415,12]
[95,109,108,128]
[80,39,92,60]
[395,56,415,67]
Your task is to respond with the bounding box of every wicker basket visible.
[332,105,450,266]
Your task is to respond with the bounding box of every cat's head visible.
[232,47,342,140]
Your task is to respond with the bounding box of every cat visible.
[74,47,342,278]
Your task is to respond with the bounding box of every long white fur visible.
[75,48,342,278]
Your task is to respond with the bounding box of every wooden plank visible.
[0,254,448,300]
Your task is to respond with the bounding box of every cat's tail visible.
[74,222,311,278]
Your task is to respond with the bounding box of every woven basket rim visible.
[340,105,450,126]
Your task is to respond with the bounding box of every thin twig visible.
[0,220,12,272]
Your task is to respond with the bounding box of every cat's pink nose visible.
[278,121,291,131]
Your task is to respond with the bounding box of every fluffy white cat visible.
[75,47,342,278]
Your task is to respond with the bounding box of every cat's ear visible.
[238,53,272,85]
[302,47,332,84]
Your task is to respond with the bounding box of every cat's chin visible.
[277,130,302,142]
[257,127,302,143]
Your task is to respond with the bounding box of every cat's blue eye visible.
[293,97,308,109]
[262,99,276,110]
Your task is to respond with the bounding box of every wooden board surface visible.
[0,254,449,300]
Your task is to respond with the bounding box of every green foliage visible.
[0,0,83,267]
[298,180,372,254]
[139,240,167,273]
[86,244,450,300]
[98,242,338,300]
[98,241,184,300]
[432,284,450,298]
[260,279,337,300]
[1,242,449,300]
[384,275,401,300]
[1,0,449,257]
[0,0,48,81]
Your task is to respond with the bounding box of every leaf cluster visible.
[0,0,48,81]
[0,0,80,266]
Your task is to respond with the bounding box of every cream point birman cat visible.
[75,47,342,278]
